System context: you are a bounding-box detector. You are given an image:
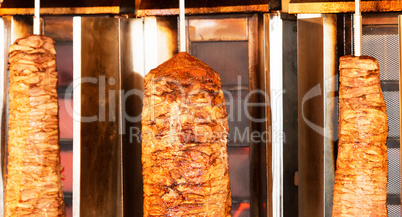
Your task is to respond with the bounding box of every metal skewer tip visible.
[33,0,40,35]
[354,0,362,56]
[179,0,186,52]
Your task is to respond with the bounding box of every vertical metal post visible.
[33,0,40,35]
[269,12,284,217]
[0,17,6,217]
[73,17,122,217]
[72,16,81,217]
[398,14,402,210]
[297,14,337,217]
[179,0,186,52]
[354,0,362,56]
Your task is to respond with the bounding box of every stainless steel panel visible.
[323,15,337,217]
[0,16,10,217]
[261,13,272,217]
[282,14,298,217]
[298,17,324,217]
[120,16,177,217]
[74,17,122,217]
[261,13,299,217]
[249,14,267,217]
[268,12,284,217]
[297,14,337,217]
[120,18,144,217]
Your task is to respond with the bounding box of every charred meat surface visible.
[6,35,65,217]
[141,52,231,216]
[333,55,388,217]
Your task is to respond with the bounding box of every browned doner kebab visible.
[141,52,231,216]
[333,56,388,217]
[6,35,65,216]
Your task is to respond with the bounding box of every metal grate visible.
[387,205,401,217]
[383,92,400,138]
[387,148,401,195]
[228,147,251,199]
[362,24,400,216]
[362,26,399,81]
[223,90,251,146]
[191,41,249,87]
[190,38,252,217]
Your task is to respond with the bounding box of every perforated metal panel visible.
[388,205,401,217]
[228,147,251,199]
[191,41,249,87]
[383,92,400,138]
[189,17,254,217]
[383,92,401,196]
[362,24,401,216]
[222,90,250,145]
[362,26,399,81]
[388,148,401,194]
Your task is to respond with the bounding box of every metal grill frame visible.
[297,13,402,217]
[187,14,268,217]
[360,15,401,217]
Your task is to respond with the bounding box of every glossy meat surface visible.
[142,52,231,216]
[6,35,65,217]
[333,55,388,217]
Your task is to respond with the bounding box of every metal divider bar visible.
[0,17,6,217]
[269,12,284,217]
[72,16,81,217]
[398,14,402,210]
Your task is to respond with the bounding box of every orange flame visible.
[233,203,250,217]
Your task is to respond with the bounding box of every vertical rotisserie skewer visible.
[6,35,65,217]
[142,52,231,216]
[332,55,388,217]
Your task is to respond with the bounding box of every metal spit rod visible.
[179,0,186,52]
[33,0,40,35]
[354,0,362,56]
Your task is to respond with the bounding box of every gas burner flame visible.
[233,203,250,217]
